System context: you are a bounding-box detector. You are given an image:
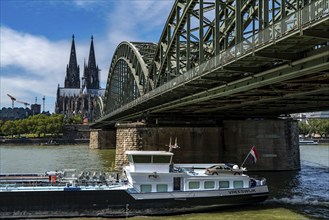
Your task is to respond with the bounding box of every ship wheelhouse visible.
[124,151,176,193]
[123,151,252,194]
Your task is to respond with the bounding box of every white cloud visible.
[1,26,69,78]
[0,26,82,111]
[105,0,174,43]
[0,1,175,112]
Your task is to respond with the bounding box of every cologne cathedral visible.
[55,35,105,122]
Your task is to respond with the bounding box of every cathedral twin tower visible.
[55,35,105,121]
[65,35,99,89]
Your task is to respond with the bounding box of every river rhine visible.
[0,144,328,219]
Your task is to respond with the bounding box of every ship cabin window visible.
[133,155,152,163]
[188,181,200,189]
[233,180,244,189]
[153,155,172,163]
[140,184,152,193]
[131,155,172,164]
[156,184,168,192]
[219,181,230,189]
[204,181,215,189]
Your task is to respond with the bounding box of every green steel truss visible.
[97,0,329,125]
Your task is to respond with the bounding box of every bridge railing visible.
[102,0,329,120]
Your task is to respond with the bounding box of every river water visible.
[0,144,328,219]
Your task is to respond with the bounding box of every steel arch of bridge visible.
[97,0,329,123]
[103,42,157,116]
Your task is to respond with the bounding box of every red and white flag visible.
[241,146,260,167]
[249,146,259,163]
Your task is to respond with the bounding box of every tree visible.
[14,120,26,137]
[0,114,66,138]
[1,120,16,137]
[65,114,83,124]
[47,114,64,136]
[0,120,4,136]
[298,119,329,138]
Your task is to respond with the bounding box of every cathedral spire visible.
[83,35,99,89]
[69,34,78,69]
[88,35,96,69]
[65,34,80,88]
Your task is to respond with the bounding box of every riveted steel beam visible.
[92,0,329,126]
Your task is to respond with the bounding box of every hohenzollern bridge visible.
[89,0,329,171]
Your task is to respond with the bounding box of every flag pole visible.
[240,147,252,168]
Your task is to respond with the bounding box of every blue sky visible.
[0,0,174,112]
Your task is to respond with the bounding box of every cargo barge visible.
[0,150,269,218]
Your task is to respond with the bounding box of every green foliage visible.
[298,121,309,135]
[0,114,67,138]
[298,119,329,137]
[0,120,4,135]
[1,120,16,137]
[64,114,83,124]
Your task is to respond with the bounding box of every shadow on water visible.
[249,162,329,219]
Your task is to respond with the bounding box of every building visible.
[305,111,329,119]
[0,104,47,121]
[0,107,31,121]
[30,104,41,115]
[293,111,329,123]
[55,35,105,122]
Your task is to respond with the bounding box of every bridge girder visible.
[92,0,329,128]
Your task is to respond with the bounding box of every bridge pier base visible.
[223,119,300,171]
[114,119,300,171]
[89,129,116,149]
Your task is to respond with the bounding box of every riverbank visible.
[316,138,329,144]
[0,124,91,145]
[0,138,89,145]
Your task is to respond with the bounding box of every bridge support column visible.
[114,119,300,171]
[223,119,300,171]
[115,122,144,171]
[89,129,116,149]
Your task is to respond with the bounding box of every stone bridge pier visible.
[90,119,300,171]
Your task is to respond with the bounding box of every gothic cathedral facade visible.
[55,35,105,123]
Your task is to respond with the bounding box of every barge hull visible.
[0,189,268,218]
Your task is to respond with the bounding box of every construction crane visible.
[7,94,30,108]
[7,94,16,108]
[42,96,45,113]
